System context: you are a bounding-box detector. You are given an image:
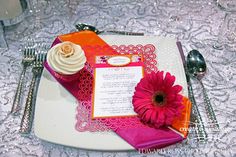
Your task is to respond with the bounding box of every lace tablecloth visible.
[0,0,235,156]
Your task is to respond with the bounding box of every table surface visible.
[0,0,236,157]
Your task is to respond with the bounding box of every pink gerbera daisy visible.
[132,71,184,128]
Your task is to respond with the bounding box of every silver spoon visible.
[187,50,220,130]
[75,23,144,36]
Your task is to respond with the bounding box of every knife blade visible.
[176,42,208,142]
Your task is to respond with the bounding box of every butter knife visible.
[75,23,144,36]
[176,42,208,142]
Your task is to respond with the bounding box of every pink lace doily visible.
[76,44,157,132]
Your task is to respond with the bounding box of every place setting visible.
[1,24,219,153]
[1,1,236,156]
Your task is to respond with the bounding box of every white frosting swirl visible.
[47,41,86,75]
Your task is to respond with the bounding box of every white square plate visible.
[34,35,188,151]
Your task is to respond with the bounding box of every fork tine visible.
[28,48,32,58]
[43,53,47,62]
[31,48,35,57]
[28,48,31,58]
[40,53,43,62]
[35,51,43,63]
[25,45,32,58]
[42,52,46,61]
[33,48,36,57]
[23,49,26,57]
[23,48,28,57]
[38,53,41,62]
[36,53,40,62]
[27,48,30,57]
[37,43,47,63]
[39,53,45,63]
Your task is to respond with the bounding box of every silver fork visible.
[11,45,35,115]
[19,51,46,134]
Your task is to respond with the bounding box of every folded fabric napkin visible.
[44,31,191,151]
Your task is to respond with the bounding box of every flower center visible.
[153,92,166,106]
[155,94,164,103]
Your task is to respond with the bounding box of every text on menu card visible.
[92,54,144,118]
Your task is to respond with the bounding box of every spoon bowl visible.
[186,49,206,79]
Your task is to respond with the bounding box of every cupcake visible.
[47,41,87,82]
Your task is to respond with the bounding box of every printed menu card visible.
[92,54,144,118]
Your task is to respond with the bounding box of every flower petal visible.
[171,85,183,93]
[154,71,164,91]
[164,72,175,88]
[133,91,149,99]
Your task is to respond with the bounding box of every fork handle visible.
[11,66,27,115]
[19,75,39,134]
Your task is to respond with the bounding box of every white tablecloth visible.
[0,0,235,156]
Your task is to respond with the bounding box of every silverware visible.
[187,50,219,130]
[11,45,35,115]
[75,23,144,36]
[19,51,46,134]
[176,42,208,142]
